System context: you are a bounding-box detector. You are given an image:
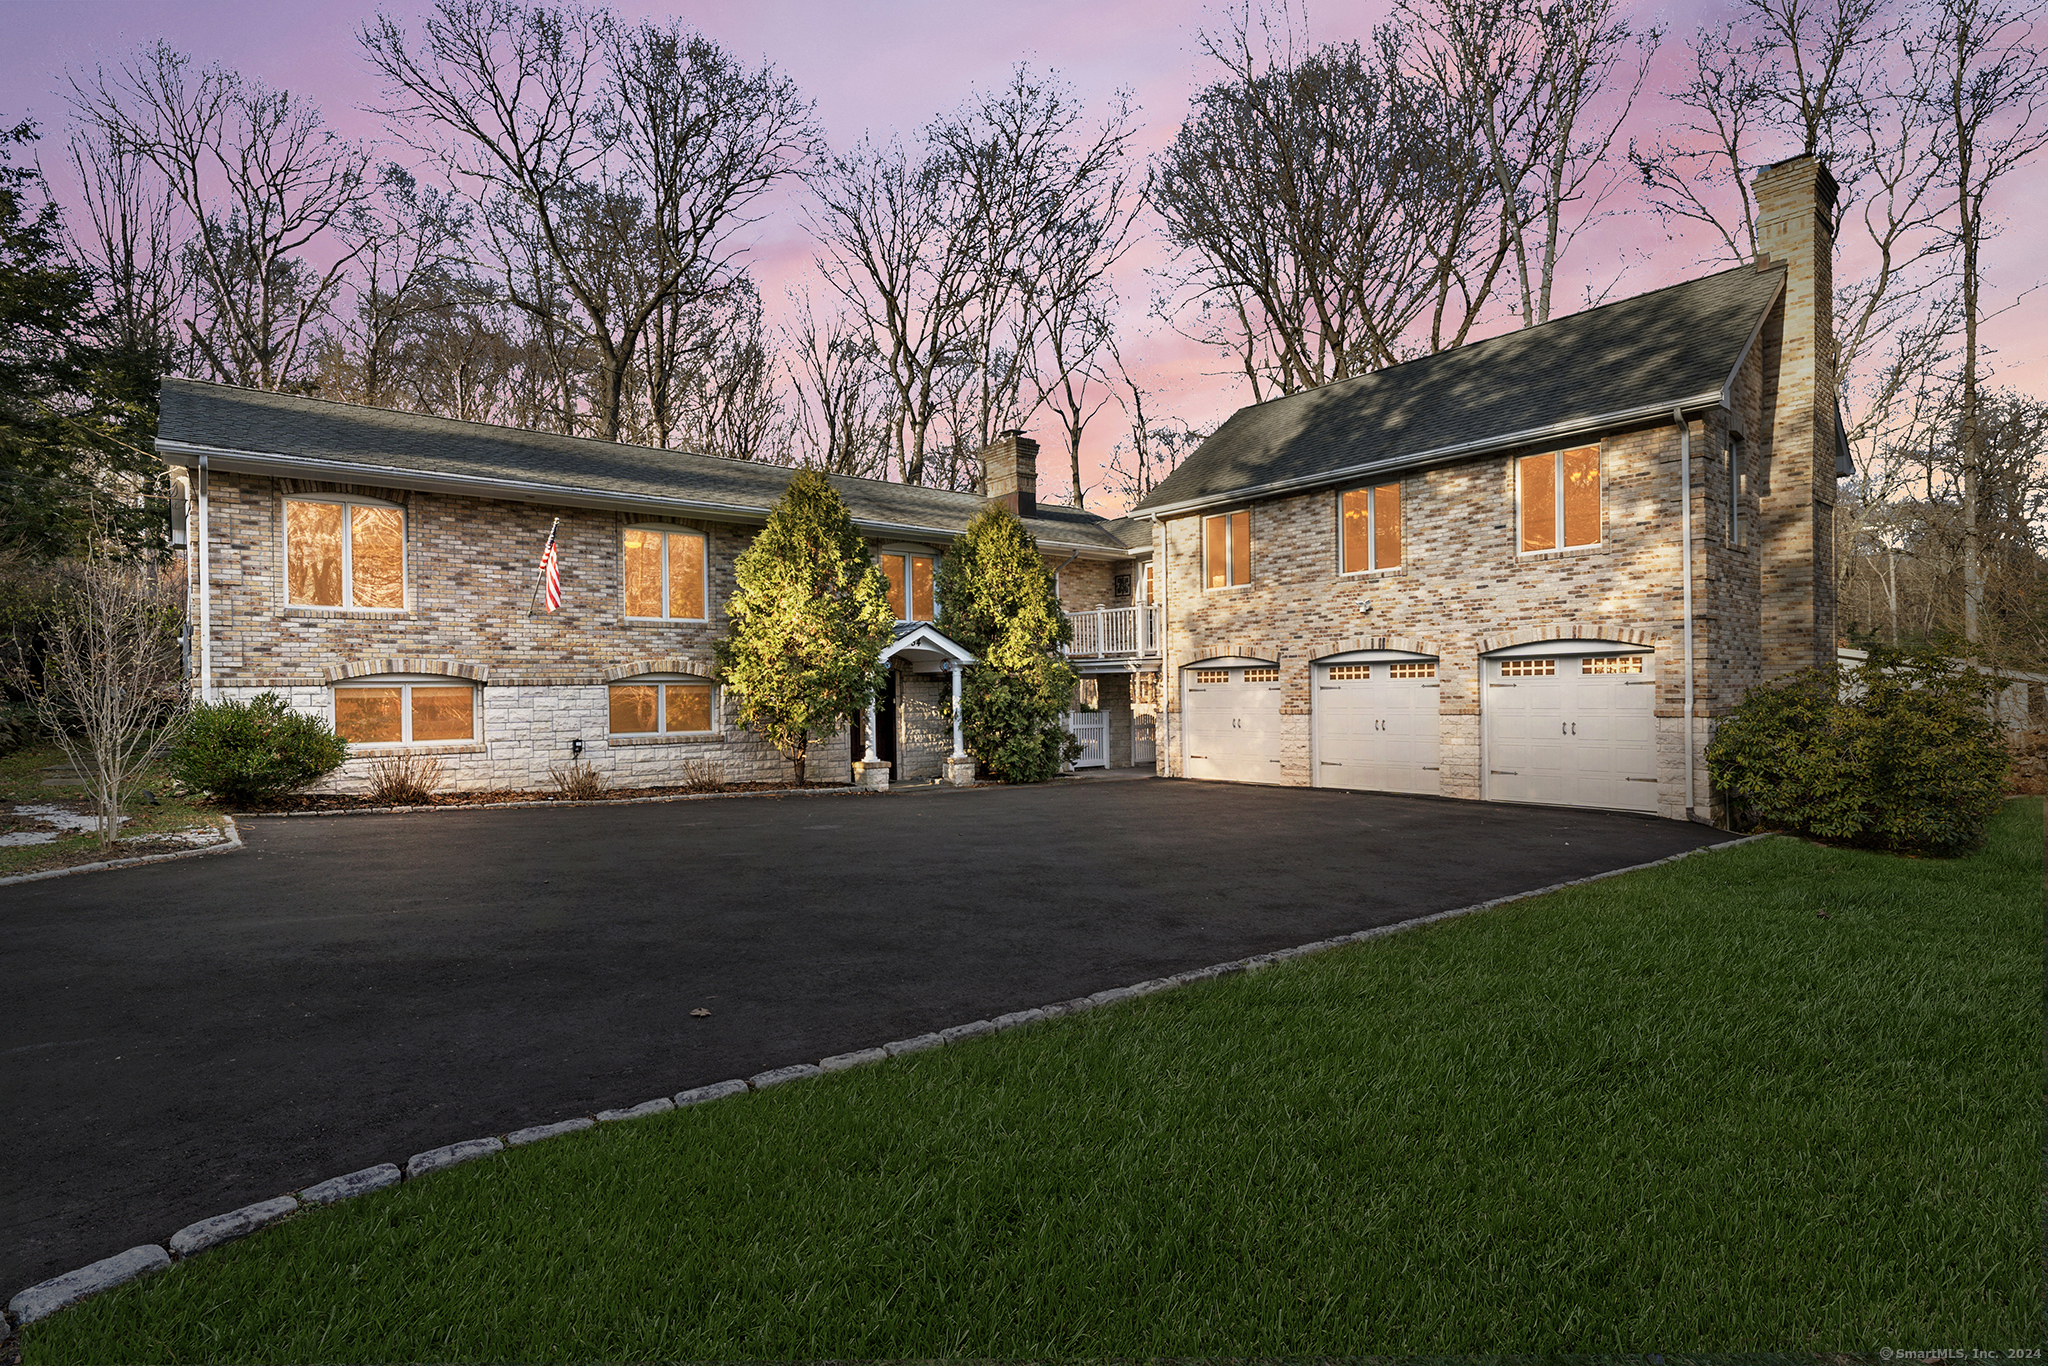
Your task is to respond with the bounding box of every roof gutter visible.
[153,438,1122,558]
[1131,390,1727,520]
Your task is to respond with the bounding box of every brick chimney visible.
[980,430,1039,517]
[1752,154,1839,678]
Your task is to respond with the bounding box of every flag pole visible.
[527,517,559,616]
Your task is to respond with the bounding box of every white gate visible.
[1068,710,1108,768]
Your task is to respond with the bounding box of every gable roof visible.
[1130,263,1787,516]
[154,379,1130,556]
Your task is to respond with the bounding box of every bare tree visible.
[1912,0,2048,641]
[1100,335,1207,506]
[70,43,373,391]
[1150,17,1504,396]
[316,165,473,408]
[65,123,185,376]
[1400,0,1657,326]
[22,542,187,848]
[362,1,817,441]
[782,286,895,478]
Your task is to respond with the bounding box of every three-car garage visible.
[1179,639,1663,814]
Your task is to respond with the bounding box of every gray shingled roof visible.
[1131,264,1787,515]
[154,379,1130,554]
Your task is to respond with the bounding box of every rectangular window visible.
[334,682,474,744]
[1327,664,1371,680]
[1499,658,1556,676]
[1203,510,1251,588]
[1340,484,1402,572]
[1518,446,1600,554]
[624,528,707,620]
[1194,669,1229,684]
[1581,655,1644,675]
[1136,561,1153,604]
[880,553,935,622]
[1132,671,1159,704]
[1388,661,1436,679]
[287,499,405,608]
[1243,666,1279,682]
[609,681,715,735]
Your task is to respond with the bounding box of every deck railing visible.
[1064,605,1159,659]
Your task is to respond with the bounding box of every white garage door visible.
[1182,664,1284,784]
[1313,658,1441,794]
[1484,648,1659,812]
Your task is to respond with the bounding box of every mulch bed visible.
[227,780,853,814]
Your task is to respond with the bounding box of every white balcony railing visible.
[1065,605,1159,659]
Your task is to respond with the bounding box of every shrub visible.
[1707,647,2010,856]
[547,759,608,800]
[167,693,348,806]
[367,751,445,805]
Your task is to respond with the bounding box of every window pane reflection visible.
[666,684,712,733]
[882,554,906,619]
[1340,489,1370,573]
[410,687,473,741]
[1519,454,1557,552]
[351,506,405,608]
[335,688,402,743]
[1562,446,1600,547]
[910,555,934,622]
[668,533,705,619]
[288,501,345,606]
[1373,484,1401,569]
[609,684,658,734]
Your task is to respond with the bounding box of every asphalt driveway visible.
[3,778,1728,1297]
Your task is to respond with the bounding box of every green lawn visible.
[25,802,2041,1361]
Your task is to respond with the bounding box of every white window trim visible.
[606,673,720,737]
[284,493,407,612]
[1515,448,1603,558]
[332,675,478,746]
[1201,510,1253,591]
[1337,483,1403,576]
[623,525,710,622]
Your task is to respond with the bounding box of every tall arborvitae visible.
[935,504,1080,782]
[715,470,893,783]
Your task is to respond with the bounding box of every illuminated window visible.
[1499,658,1556,676]
[623,527,707,620]
[1243,667,1279,682]
[1727,438,1744,546]
[1327,664,1371,680]
[880,552,936,622]
[608,676,716,736]
[1132,671,1159,704]
[1339,484,1402,572]
[333,679,474,744]
[1202,510,1251,588]
[1517,446,1600,554]
[1194,669,1229,684]
[287,498,404,609]
[1388,661,1436,679]
[1582,655,1644,675]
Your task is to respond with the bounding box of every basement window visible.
[1517,446,1600,554]
[334,677,475,744]
[608,676,716,736]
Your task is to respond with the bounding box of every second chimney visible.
[981,430,1039,517]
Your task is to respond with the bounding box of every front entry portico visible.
[860,624,977,787]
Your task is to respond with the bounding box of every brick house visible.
[157,155,1842,820]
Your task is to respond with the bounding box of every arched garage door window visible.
[1482,640,1658,812]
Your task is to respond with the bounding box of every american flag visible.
[538,521,561,613]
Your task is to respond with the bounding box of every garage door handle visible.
[1421,766,1438,771]
[1321,760,1342,766]
[1489,683,1515,688]
[1625,680,1656,685]
[1491,770,1518,775]
[1625,776,1658,782]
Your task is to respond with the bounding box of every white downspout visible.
[1674,408,1695,822]
[1152,513,1168,776]
[197,453,212,704]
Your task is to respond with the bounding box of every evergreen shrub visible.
[1706,647,2010,855]
[167,692,348,805]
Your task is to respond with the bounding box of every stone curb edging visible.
[1,829,1770,1342]
[0,817,242,890]
[238,784,872,820]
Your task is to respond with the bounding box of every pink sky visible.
[8,0,2044,513]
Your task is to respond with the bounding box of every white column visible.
[950,664,965,757]
[864,702,879,762]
